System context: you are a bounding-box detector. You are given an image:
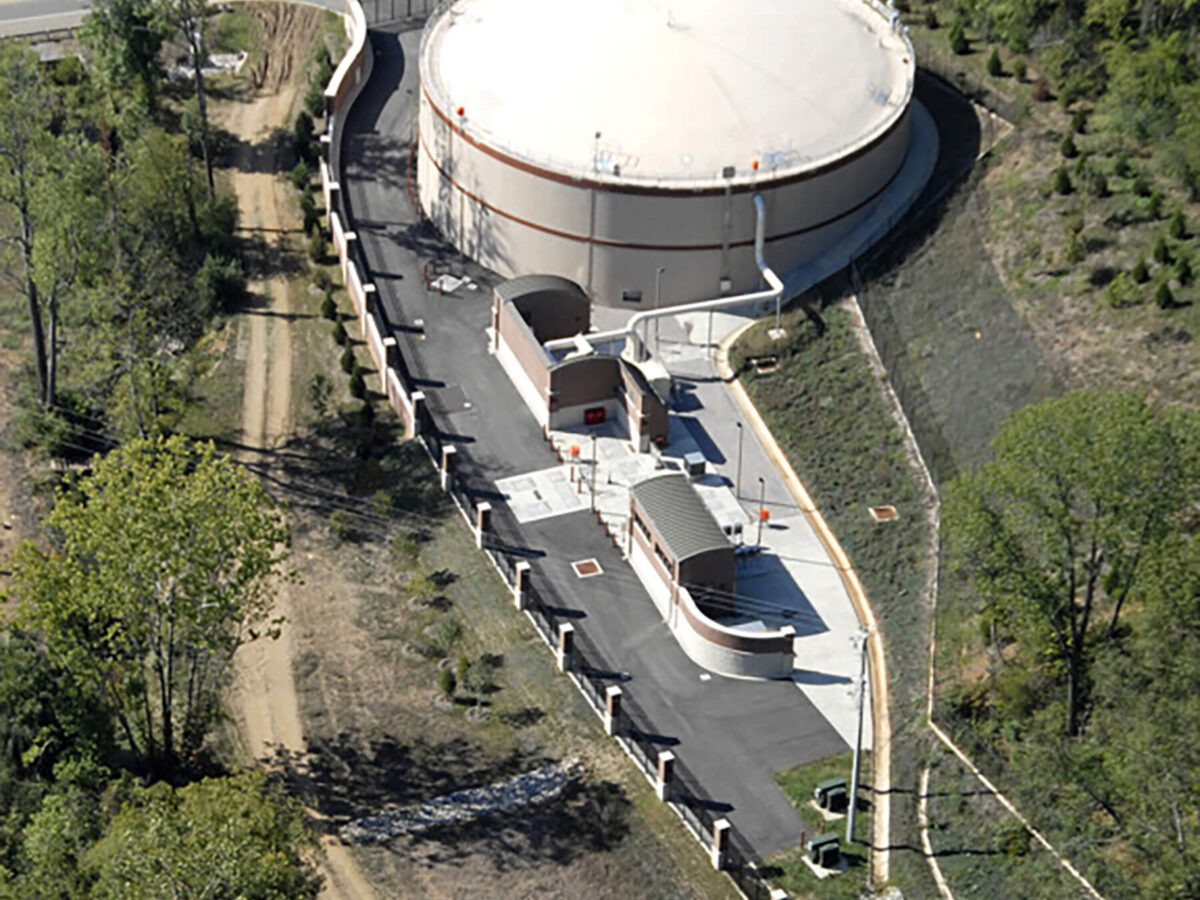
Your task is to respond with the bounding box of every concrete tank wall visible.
[417,86,911,308]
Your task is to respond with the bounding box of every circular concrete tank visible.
[418,0,914,308]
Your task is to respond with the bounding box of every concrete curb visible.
[715,321,892,887]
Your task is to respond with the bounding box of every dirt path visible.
[215,12,377,898]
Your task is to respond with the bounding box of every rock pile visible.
[340,757,584,845]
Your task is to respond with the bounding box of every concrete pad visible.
[495,466,586,523]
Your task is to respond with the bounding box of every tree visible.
[944,391,1199,736]
[1054,166,1073,194]
[949,19,968,54]
[160,0,217,200]
[86,770,321,898]
[11,436,290,771]
[987,47,1002,76]
[80,0,170,117]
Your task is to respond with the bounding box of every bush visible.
[307,229,328,263]
[303,82,325,121]
[1032,76,1049,102]
[1053,167,1072,195]
[289,159,311,192]
[1114,153,1132,178]
[312,266,332,291]
[349,369,367,399]
[1175,256,1193,286]
[1070,109,1087,134]
[438,668,456,698]
[340,345,356,374]
[948,20,968,54]
[434,617,462,654]
[293,111,316,164]
[1013,57,1027,81]
[1168,210,1186,239]
[321,292,338,321]
[1155,282,1175,309]
[1152,236,1171,265]
[1107,271,1140,308]
[332,319,348,345]
[924,8,939,28]
[1132,257,1150,283]
[197,192,240,258]
[329,509,353,542]
[987,48,1002,77]
[1060,134,1078,159]
[194,254,246,317]
[462,657,497,695]
[1147,191,1163,219]
[1087,170,1109,198]
[299,191,319,233]
[51,56,86,87]
[1132,174,1151,197]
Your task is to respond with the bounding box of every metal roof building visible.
[631,473,731,564]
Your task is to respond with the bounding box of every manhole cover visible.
[571,559,602,578]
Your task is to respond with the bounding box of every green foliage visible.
[1152,234,1171,264]
[944,391,1200,738]
[79,0,170,116]
[1147,190,1163,218]
[194,253,245,317]
[1132,172,1151,196]
[340,345,355,374]
[438,667,456,698]
[1070,109,1087,134]
[333,319,348,345]
[461,656,498,695]
[948,19,968,54]
[1154,280,1175,308]
[9,436,290,770]
[290,159,311,193]
[987,47,1002,76]
[50,57,86,87]
[1132,256,1150,282]
[328,509,353,542]
[924,7,939,28]
[349,368,366,399]
[307,228,328,264]
[321,292,338,321]
[293,111,316,165]
[299,191,319,233]
[1053,166,1072,194]
[432,617,462,656]
[1175,255,1193,285]
[1086,168,1109,197]
[86,771,320,898]
[1060,133,1078,158]
[1012,57,1026,80]
[1167,209,1187,239]
[1106,270,1141,307]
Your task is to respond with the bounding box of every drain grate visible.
[869,505,899,522]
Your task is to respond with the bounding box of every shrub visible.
[1168,210,1186,239]
[1013,57,1027,81]
[332,319,348,345]
[340,345,356,374]
[894,0,911,11]
[1060,134,1078,159]
[1155,282,1175,309]
[948,20,967,54]
[349,368,367,399]
[51,56,86,87]
[321,292,338,321]
[434,617,462,654]
[1087,170,1109,198]
[1132,174,1151,197]
[1032,76,1049,102]
[987,48,1002,77]
[294,111,315,163]
[1070,109,1087,134]
[1107,271,1140,308]
[194,254,246,317]
[1152,236,1171,265]
[304,82,325,121]
[1147,191,1163,219]
[1132,257,1150,284]
[1053,167,1072,195]
[1175,256,1193,286]
[1114,153,1132,179]
[924,8,939,28]
[462,657,497,695]
[329,509,353,542]
[438,668,456,698]
[307,228,328,263]
[456,654,470,685]
[299,191,318,233]
[290,159,311,192]
[312,266,332,291]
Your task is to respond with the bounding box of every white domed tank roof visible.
[420,0,914,189]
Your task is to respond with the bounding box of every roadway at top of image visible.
[0,0,346,38]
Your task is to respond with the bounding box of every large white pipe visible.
[544,194,784,358]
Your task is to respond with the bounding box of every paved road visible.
[0,0,348,37]
[341,23,847,860]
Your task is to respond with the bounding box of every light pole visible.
[755,476,766,545]
[847,627,869,845]
[590,434,598,513]
[653,266,666,359]
[735,422,744,500]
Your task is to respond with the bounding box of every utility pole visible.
[755,476,766,545]
[847,627,869,845]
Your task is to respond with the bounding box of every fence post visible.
[411,391,426,436]
[513,561,530,610]
[475,502,492,549]
[556,623,575,672]
[711,818,730,870]
[440,445,457,491]
[656,750,675,802]
[604,685,622,736]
